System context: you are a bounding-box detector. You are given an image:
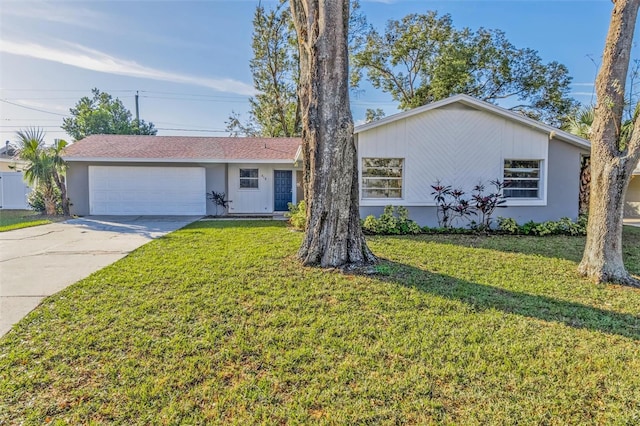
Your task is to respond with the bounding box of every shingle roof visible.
[62,135,302,163]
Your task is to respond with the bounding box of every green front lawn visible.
[0,209,53,232]
[2,222,640,424]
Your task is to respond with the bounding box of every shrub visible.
[497,217,519,234]
[362,215,382,234]
[497,216,587,236]
[362,205,421,235]
[207,191,228,216]
[430,182,474,228]
[470,180,507,231]
[285,200,306,231]
[28,186,62,215]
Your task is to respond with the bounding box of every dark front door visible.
[274,170,292,211]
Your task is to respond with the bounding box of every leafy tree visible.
[364,108,386,123]
[290,0,375,267]
[228,1,300,137]
[352,11,579,126]
[16,128,69,216]
[578,0,640,286]
[229,0,368,137]
[62,88,156,141]
[225,111,259,137]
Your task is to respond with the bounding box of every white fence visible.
[0,172,31,210]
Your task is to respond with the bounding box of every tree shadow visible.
[186,219,289,231]
[372,227,640,276]
[372,258,640,341]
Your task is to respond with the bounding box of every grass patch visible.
[2,222,640,424]
[0,210,54,232]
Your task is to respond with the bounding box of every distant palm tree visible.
[564,103,637,147]
[563,105,595,140]
[564,103,639,215]
[16,128,69,216]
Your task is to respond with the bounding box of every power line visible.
[140,95,248,103]
[156,128,227,133]
[140,90,248,100]
[0,99,69,117]
[2,97,86,101]
[2,118,62,121]
[0,89,136,93]
[0,125,62,128]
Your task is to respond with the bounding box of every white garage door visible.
[89,166,206,215]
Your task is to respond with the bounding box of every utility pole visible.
[135,90,140,125]
[134,91,141,135]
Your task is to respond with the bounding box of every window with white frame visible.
[503,160,541,198]
[239,168,259,189]
[362,158,403,198]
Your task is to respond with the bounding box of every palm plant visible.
[564,103,637,148]
[16,128,69,216]
[563,105,595,140]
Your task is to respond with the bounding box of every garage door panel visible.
[89,166,206,215]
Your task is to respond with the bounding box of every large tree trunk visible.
[41,184,57,216]
[52,171,70,216]
[578,156,590,215]
[290,0,375,268]
[578,0,640,286]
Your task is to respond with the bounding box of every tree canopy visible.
[351,11,579,126]
[62,88,156,141]
[228,0,368,137]
[227,1,299,137]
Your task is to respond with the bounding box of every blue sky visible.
[0,0,630,145]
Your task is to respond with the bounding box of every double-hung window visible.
[362,158,403,199]
[503,160,541,198]
[239,168,259,189]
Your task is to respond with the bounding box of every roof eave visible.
[62,157,296,164]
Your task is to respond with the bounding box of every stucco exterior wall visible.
[626,175,640,218]
[66,163,90,215]
[66,162,227,216]
[227,164,298,214]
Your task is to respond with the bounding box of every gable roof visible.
[354,94,591,150]
[62,135,302,164]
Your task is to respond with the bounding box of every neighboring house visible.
[0,158,26,173]
[354,94,592,226]
[0,144,31,209]
[62,136,302,216]
[0,143,27,172]
[0,172,31,210]
[626,162,640,218]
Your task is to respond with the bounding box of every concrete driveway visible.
[625,218,640,227]
[0,216,200,337]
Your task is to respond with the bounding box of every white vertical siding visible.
[358,105,549,206]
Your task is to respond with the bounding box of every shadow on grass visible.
[375,258,640,341]
[186,219,289,231]
[374,227,640,276]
